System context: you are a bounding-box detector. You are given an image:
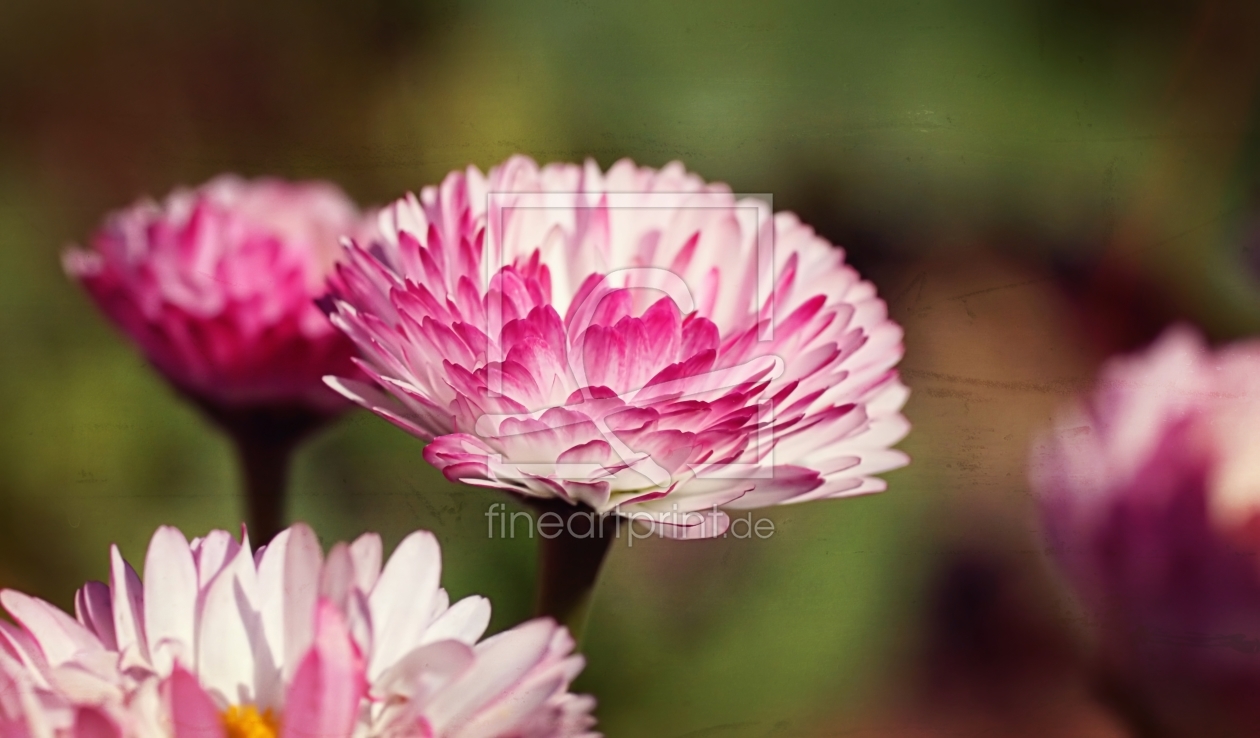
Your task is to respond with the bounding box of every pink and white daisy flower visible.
[64,176,366,414]
[0,524,597,738]
[324,156,910,538]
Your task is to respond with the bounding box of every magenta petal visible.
[73,707,122,738]
[723,466,824,509]
[166,666,226,738]
[280,601,366,738]
[0,590,102,667]
[557,440,613,465]
[650,508,731,539]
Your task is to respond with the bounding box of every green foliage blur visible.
[2,0,1260,735]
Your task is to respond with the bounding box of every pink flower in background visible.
[64,176,364,413]
[1033,326,1260,736]
[0,524,597,738]
[325,156,909,538]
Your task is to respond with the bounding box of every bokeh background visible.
[3,0,1260,735]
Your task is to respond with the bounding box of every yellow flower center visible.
[221,705,279,738]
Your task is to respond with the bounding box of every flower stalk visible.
[202,403,327,545]
[529,499,616,640]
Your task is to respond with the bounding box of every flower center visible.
[221,705,279,738]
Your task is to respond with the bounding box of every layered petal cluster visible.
[0,524,596,738]
[326,156,909,537]
[65,176,366,413]
[1033,326,1260,737]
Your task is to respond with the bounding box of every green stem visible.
[198,401,327,547]
[529,499,616,641]
[233,432,298,547]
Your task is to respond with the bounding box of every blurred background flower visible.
[65,176,362,415]
[5,0,1260,735]
[1034,328,1260,737]
[64,175,369,543]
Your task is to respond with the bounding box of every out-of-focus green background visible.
[3,1,1260,735]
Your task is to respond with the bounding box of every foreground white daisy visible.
[0,524,597,738]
